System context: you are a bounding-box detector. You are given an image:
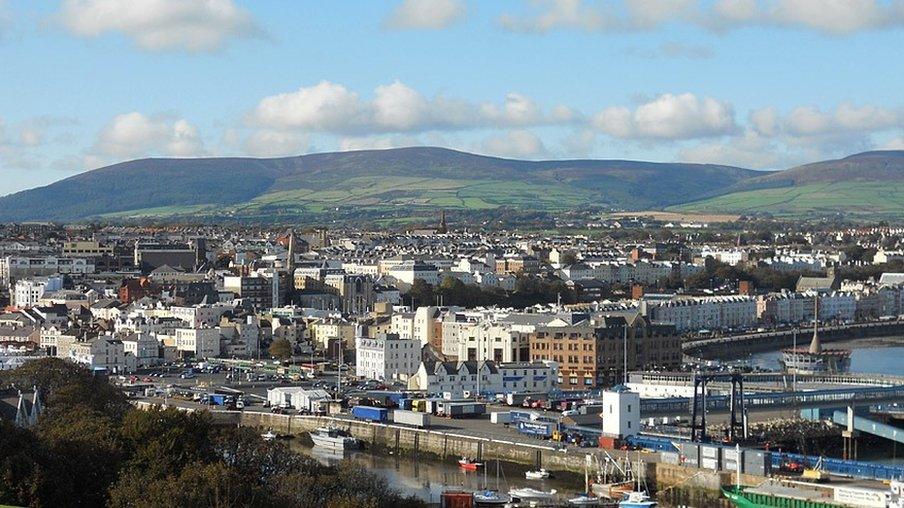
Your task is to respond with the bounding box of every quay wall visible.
[240,411,753,502]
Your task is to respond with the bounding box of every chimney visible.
[631,284,645,300]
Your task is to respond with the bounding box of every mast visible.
[808,295,822,354]
[622,324,628,385]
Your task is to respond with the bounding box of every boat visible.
[509,487,557,500]
[458,457,484,471]
[309,426,358,451]
[618,491,657,508]
[261,429,277,441]
[525,468,552,480]
[723,484,842,508]
[473,489,513,505]
[569,493,609,506]
[780,299,850,374]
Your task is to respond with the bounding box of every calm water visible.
[747,346,904,375]
[290,442,588,505]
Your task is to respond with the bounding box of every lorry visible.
[392,409,431,428]
[517,420,558,439]
[351,405,389,422]
[208,393,234,407]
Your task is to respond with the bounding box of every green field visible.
[670,182,904,216]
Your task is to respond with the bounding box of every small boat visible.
[509,487,557,500]
[525,468,552,480]
[618,491,657,508]
[473,490,513,505]
[261,429,277,441]
[569,494,605,506]
[309,426,358,451]
[458,457,484,471]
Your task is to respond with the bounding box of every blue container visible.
[352,405,389,422]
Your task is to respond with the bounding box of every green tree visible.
[269,338,293,360]
[406,278,434,307]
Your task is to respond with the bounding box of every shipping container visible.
[490,411,512,424]
[723,448,741,462]
[723,459,741,473]
[441,491,474,508]
[743,450,772,477]
[438,402,486,418]
[700,445,721,460]
[392,409,431,428]
[579,404,604,416]
[351,405,389,422]
[509,410,538,423]
[680,442,700,468]
[701,457,720,470]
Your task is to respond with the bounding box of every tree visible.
[269,338,293,360]
[406,278,434,307]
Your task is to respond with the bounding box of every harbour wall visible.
[240,411,752,505]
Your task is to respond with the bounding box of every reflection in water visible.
[292,441,586,504]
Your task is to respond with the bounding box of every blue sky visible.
[0,0,902,195]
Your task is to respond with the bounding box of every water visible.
[290,442,588,505]
[747,345,904,375]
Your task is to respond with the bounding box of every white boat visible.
[569,494,604,506]
[473,490,513,505]
[309,426,358,451]
[525,468,551,480]
[261,429,277,441]
[618,491,657,508]
[509,487,557,500]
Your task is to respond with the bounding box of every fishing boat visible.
[309,426,358,451]
[458,457,484,471]
[525,468,552,480]
[509,487,557,500]
[780,299,850,374]
[618,491,657,508]
[261,429,277,441]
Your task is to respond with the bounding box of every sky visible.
[0,0,902,195]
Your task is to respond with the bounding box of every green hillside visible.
[673,151,904,217]
[0,147,755,222]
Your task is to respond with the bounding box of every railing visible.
[641,385,904,414]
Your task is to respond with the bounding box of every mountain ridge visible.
[2,147,901,221]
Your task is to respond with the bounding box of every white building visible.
[14,276,63,308]
[175,327,221,358]
[355,333,421,381]
[408,360,557,398]
[121,332,160,368]
[170,304,232,328]
[68,335,136,373]
[601,388,640,438]
[388,261,439,286]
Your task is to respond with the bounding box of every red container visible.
[441,491,474,508]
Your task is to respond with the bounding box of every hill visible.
[671,151,904,217]
[0,147,756,222]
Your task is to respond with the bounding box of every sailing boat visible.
[618,452,657,508]
[590,453,635,500]
[473,460,513,505]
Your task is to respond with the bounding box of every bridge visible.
[830,410,904,445]
[640,385,904,416]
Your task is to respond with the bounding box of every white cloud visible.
[250,80,576,135]
[624,41,714,59]
[750,103,902,138]
[93,112,205,160]
[339,135,423,152]
[480,130,548,159]
[592,93,737,140]
[500,0,904,35]
[57,0,260,52]
[244,130,308,157]
[680,129,784,168]
[880,136,904,150]
[385,0,466,29]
